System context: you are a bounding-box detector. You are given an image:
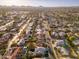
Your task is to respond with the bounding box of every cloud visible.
[0,0,79,6]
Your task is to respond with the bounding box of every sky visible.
[0,0,79,7]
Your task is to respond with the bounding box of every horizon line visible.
[0,5,79,7]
